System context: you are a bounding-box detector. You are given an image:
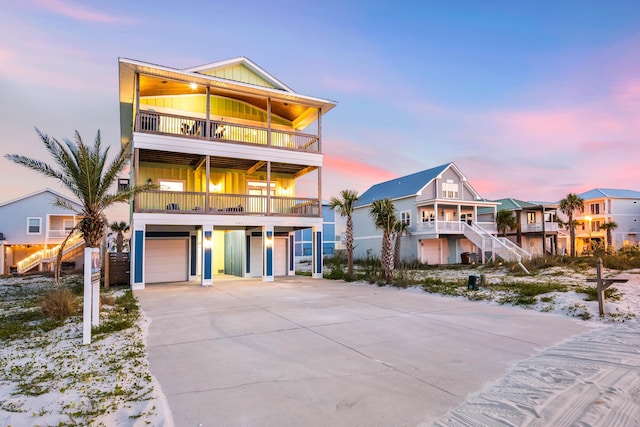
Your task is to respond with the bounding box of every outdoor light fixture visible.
[190,83,197,90]
[203,234,213,248]
[266,237,274,247]
[146,178,152,186]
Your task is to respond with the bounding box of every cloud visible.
[32,0,135,23]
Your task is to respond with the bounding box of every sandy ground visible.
[1,265,638,426]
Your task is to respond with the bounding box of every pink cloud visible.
[32,0,134,23]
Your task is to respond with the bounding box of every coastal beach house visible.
[478,198,560,256]
[352,163,530,268]
[558,188,640,254]
[0,189,84,275]
[118,57,336,288]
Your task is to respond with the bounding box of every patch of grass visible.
[574,285,622,302]
[92,290,139,337]
[498,294,538,306]
[420,277,464,296]
[0,309,48,340]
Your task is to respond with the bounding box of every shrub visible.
[41,288,79,321]
[574,285,622,302]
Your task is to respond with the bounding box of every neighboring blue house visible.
[0,188,85,274]
[294,202,339,259]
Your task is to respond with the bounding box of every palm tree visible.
[329,190,359,276]
[600,221,618,252]
[369,198,397,283]
[393,220,410,267]
[496,210,517,237]
[109,221,130,254]
[6,128,150,280]
[559,193,584,257]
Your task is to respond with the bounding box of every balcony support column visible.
[267,98,271,147]
[130,224,145,290]
[134,72,140,132]
[205,86,210,138]
[287,232,295,276]
[202,225,214,287]
[312,225,323,279]
[266,161,271,215]
[205,155,210,212]
[262,226,274,282]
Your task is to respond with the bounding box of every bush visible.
[41,288,79,321]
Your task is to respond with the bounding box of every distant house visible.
[352,163,529,266]
[0,189,84,274]
[478,198,560,256]
[118,56,336,288]
[557,188,640,254]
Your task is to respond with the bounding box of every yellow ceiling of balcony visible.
[119,57,337,125]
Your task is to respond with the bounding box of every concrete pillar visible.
[312,225,323,279]
[288,232,295,276]
[263,226,274,282]
[202,225,213,286]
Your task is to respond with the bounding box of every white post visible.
[83,247,101,345]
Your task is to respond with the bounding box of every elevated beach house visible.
[118,57,336,288]
[352,163,531,268]
[477,198,560,256]
[0,189,84,275]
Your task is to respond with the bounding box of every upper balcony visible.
[136,110,320,153]
[521,222,559,233]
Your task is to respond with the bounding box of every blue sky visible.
[1,0,639,212]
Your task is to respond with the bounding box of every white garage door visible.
[421,239,444,265]
[146,239,188,283]
[250,237,263,278]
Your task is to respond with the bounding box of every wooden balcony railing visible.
[135,191,320,217]
[136,110,319,152]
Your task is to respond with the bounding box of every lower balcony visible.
[416,220,498,234]
[135,191,320,217]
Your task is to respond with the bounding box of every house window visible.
[590,203,600,215]
[421,210,434,222]
[159,180,184,191]
[527,212,536,224]
[401,211,411,226]
[63,219,75,232]
[27,217,42,234]
[593,221,601,232]
[442,183,459,199]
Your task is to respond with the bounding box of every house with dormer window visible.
[352,163,530,268]
[118,57,336,288]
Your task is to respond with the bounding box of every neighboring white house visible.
[556,188,640,254]
[477,198,560,256]
[0,189,84,274]
[119,56,336,288]
[352,163,519,265]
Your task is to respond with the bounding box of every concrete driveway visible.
[136,277,591,427]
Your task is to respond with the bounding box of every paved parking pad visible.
[136,278,592,426]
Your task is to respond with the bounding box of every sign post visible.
[83,247,101,345]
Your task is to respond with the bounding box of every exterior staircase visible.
[462,223,531,274]
[16,233,85,274]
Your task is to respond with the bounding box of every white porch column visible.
[202,225,213,286]
[312,225,323,279]
[130,223,145,290]
[287,231,295,276]
[0,242,5,275]
[263,226,274,282]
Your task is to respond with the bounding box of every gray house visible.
[0,189,84,274]
[351,163,530,265]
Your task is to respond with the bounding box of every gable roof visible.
[356,163,456,207]
[576,188,640,200]
[0,188,82,210]
[184,56,294,93]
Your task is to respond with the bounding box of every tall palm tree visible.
[329,190,359,276]
[109,221,130,254]
[496,210,517,237]
[6,128,149,252]
[393,220,410,267]
[369,198,397,283]
[600,221,618,252]
[559,193,584,257]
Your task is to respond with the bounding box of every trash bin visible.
[461,252,471,264]
[468,253,478,264]
[468,275,480,290]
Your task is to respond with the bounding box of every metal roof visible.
[576,188,640,200]
[355,163,451,206]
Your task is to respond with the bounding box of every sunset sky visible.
[1,0,639,211]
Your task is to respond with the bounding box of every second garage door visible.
[146,239,188,283]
